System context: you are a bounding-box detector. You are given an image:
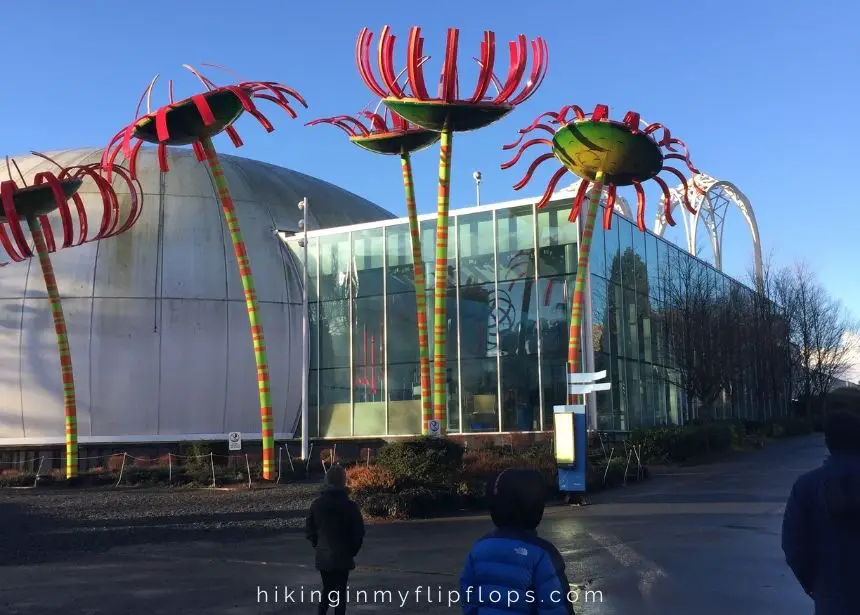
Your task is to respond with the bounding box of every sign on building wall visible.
[228,432,242,451]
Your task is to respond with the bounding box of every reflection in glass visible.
[646,234,660,300]
[318,368,351,436]
[318,233,351,301]
[461,358,499,432]
[500,355,540,431]
[458,211,495,285]
[421,219,457,289]
[590,208,607,278]
[537,276,571,359]
[385,223,416,294]
[537,206,577,276]
[591,275,608,355]
[541,360,567,430]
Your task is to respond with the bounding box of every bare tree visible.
[660,255,728,421]
[769,262,856,417]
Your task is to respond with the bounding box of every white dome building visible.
[0,147,393,449]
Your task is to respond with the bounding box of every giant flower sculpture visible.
[1,154,142,478]
[307,106,439,433]
[101,64,307,480]
[502,103,703,403]
[356,25,548,433]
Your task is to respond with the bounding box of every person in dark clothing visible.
[305,464,365,615]
[782,409,860,615]
[460,468,575,615]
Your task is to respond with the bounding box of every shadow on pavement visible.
[0,501,303,567]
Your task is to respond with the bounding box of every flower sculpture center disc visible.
[350,130,441,155]
[383,98,513,133]
[551,120,663,186]
[0,179,83,220]
[133,89,245,146]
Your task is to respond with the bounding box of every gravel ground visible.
[0,482,323,566]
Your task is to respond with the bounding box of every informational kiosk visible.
[554,370,611,493]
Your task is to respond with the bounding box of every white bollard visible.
[115,453,127,487]
[245,453,252,489]
[34,456,44,487]
[210,452,216,488]
[168,453,173,485]
[277,447,282,485]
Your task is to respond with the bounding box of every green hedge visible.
[375,437,465,488]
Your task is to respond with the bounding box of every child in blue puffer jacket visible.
[459,468,574,615]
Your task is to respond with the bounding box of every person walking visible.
[459,467,575,614]
[305,464,365,615]
[782,409,860,615]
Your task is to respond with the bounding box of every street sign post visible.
[554,371,611,495]
[228,432,242,451]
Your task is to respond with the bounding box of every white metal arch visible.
[559,179,633,218]
[652,173,763,288]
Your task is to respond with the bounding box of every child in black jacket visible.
[305,465,365,615]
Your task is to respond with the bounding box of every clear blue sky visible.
[2,1,857,315]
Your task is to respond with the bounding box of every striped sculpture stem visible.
[199,136,275,480]
[400,152,432,435]
[27,216,77,478]
[567,171,605,405]
[432,129,453,433]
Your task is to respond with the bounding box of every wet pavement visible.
[0,434,825,614]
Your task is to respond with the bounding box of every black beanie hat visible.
[825,410,860,454]
[490,468,546,531]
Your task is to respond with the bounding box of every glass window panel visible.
[497,205,535,282]
[612,356,627,430]
[537,207,577,276]
[632,225,647,293]
[646,233,659,300]
[318,233,351,301]
[638,292,651,363]
[318,368,351,437]
[594,352,616,430]
[387,361,422,435]
[458,211,496,285]
[626,359,642,429]
[500,354,540,432]
[385,223,417,295]
[353,295,384,403]
[618,219,634,289]
[603,220,620,284]
[538,276,572,360]
[352,228,384,297]
[591,275,608,355]
[461,357,499,433]
[306,369,320,437]
[318,299,350,369]
[497,274,539,358]
[541,359,567,431]
[624,288,638,359]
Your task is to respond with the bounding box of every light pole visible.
[297,197,310,461]
[473,170,482,206]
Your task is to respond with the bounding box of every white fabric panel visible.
[0,146,393,445]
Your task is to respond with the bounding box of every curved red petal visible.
[441,28,460,102]
[653,176,675,227]
[406,27,430,100]
[634,182,647,232]
[495,35,527,103]
[602,186,616,229]
[500,138,553,170]
[567,179,590,223]
[538,166,568,209]
[661,166,695,214]
[511,152,554,191]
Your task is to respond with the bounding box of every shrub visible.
[0,471,35,487]
[346,465,396,494]
[376,437,464,488]
[389,487,459,519]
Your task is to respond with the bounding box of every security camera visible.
[473,170,482,183]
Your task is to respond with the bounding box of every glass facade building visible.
[282,194,778,439]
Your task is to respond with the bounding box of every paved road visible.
[0,435,825,614]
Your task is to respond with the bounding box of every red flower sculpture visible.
[501,103,704,405]
[1,153,142,479]
[307,107,439,155]
[356,26,548,132]
[1,155,142,262]
[503,103,704,230]
[101,64,307,178]
[101,64,307,481]
[354,25,548,435]
[308,104,439,433]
